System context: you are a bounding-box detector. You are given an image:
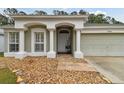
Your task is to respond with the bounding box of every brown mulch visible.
[0,57,111,84]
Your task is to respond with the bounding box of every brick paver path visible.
[0,61,7,69]
[57,54,96,71]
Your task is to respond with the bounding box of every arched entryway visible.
[56,23,75,54]
[58,28,71,53]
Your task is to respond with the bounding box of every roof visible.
[84,23,124,29]
[10,15,88,19]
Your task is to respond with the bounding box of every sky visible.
[0,8,124,23]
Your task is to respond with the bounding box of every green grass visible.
[0,52,4,57]
[0,68,17,84]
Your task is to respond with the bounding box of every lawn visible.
[0,52,4,57]
[0,68,17,84]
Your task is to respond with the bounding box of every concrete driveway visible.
[85,56,124,84]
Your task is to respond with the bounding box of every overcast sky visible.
[0,8,124,23]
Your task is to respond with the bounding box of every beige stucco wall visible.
[82,28,124,33]
[54,30,57,52]
[25,30,31,52]
[25,28,50,52]
[0,28,4,52]
[4,32,8,52]
[46,30,49,52]
[72,30,76,55]
[15,18,85,29]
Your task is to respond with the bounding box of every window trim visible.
[34,32,44,52]
[31,28,46,53]
[8,31,20,53]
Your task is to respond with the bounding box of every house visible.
[2,15,124,59]
[0,28,4,52]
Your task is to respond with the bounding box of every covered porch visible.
[4,15,87,59]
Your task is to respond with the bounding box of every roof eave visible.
[10,15,89,19]
[83,26,124,29]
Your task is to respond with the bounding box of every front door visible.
[58,30,71,53]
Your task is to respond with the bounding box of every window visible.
[34,32,44,52]
[9,32,19,52]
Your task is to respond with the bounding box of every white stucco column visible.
[19,31,25,52]
[74,29,84,58]
[47,29,56,58]
[15,30,26,59]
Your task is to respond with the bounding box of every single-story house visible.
[0,28,4,52]
[2,15,124,59]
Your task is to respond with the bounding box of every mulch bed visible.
[0,57,111,84]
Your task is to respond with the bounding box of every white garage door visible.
[0,35,4,52]
[81,33,124,56]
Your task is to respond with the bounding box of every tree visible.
[18,11,27,15]
[0,14,9,25]
[111,18,116,24]
[79,9,88,15]
[4,8,18,15]
[70,11,78,15]
[2,8,24,25]
[104,16,112,24]
[53,10,68,15]
[88,14,96,23]
[95,14,107,23]
[53,10,59,15]
[88,13,111,24]
[33,10,47,15]
[0,9,123,25]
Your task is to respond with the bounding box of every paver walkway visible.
[57,54,96,71]
[0,61,7,69]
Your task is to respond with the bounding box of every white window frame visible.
[8,31,20,53]
[31,28,46,53]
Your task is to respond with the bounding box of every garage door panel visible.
[81,34,124,56]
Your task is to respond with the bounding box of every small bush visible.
[0,52,4,57]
